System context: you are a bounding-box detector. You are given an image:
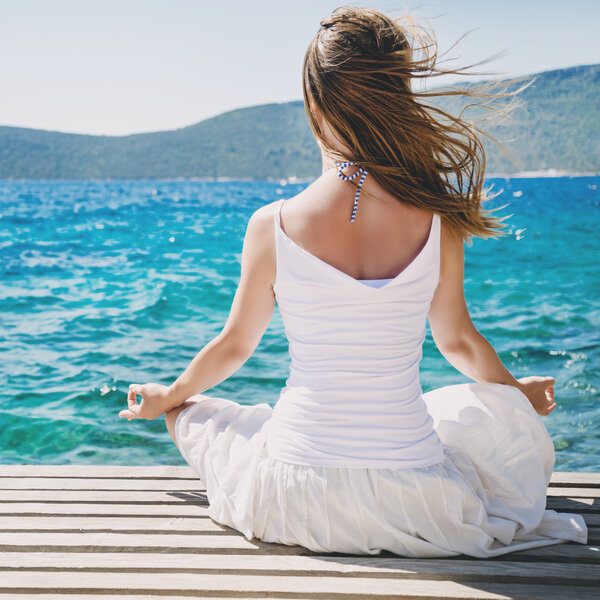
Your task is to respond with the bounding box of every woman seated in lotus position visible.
[120,6,587,557]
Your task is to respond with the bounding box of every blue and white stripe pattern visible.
[335,161,368,223]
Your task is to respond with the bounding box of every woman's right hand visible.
[516,376,557,416]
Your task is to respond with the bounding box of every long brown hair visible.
[303,5,527,244]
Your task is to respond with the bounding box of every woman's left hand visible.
[119,383,173,421]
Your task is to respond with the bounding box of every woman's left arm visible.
[120,203,278,421]
[427,221,557,416]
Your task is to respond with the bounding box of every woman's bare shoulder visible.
[246,199,281,235]
[238,200,281,280]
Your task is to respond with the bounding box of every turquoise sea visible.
[1,177,598,470]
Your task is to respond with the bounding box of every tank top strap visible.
[277,197,285,223]
[433,212,441,262]
[426,212,441,287]
[273,198,289,283]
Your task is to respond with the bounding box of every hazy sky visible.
[1,0,598,136]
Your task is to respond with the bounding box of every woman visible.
[119,6,587,557]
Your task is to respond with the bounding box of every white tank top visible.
[266,198,446,468]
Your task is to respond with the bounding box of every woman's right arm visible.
[427,221,557,416]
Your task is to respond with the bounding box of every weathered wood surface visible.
[0,465,598,599]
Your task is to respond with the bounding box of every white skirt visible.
[174,382,588,557]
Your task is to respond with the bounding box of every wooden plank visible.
[0,593,587,600]
[3,516,595,538]
[0,596,261,600]
[0,503,594,533]
[0,465,198,479]
[0,516,229,533]
[0,502,210,516]
[0,521,595,550]
[1,466,596,485]
[0,552,597,584]
[0,501,595,522]
[0,597,252,600]
[2,490,598,506]
[0,571,597,600]
[0,498,595,514]
[1,478,596,496]
[0,490,208,504]
[2,480,590,496]
[1,526,594,555]
[1,590,587,600]
[4,489,598,506]
[0,532,308,554]
[0,533,596,560]
[0,477,205,491]
[546,497,598,512]
[5,489,600,510]
[546,487,600,498]
[481,543,600,563]
[584,513,600,525]
[550,472,600,487]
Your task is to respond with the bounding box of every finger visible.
[127,389,138,409]
[129,383,144,396]
[119,409,136,420]
[123,402,142,418]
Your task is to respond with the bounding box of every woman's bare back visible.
[278,169,435,281]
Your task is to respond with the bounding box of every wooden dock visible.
[0,465,597,599]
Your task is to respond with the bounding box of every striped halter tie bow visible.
[334,161,368,223]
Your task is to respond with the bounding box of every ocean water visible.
[0,177,598,470]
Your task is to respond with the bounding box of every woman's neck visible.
[321,148,336,174]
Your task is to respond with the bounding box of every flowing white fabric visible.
[174,198,588,556]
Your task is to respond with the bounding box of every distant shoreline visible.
[485,169,600,179]
[1,170,599,184]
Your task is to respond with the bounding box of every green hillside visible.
[0,63,598,179]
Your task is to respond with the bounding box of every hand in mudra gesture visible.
[119,383,173,421]
[516,376,557,416]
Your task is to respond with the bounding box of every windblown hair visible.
[303,5,526,244]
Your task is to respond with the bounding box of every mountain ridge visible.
[1,63,598,179]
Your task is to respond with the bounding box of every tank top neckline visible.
[274,198,439,291]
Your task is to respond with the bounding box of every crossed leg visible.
[165,393,237,451]
[165,397,207,449]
